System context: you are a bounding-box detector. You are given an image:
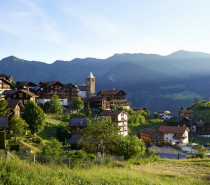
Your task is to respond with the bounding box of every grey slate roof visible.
[169,116,189,123]
[7,100,24,109]
[68,134,82,144]
[68,118,88,127]
[0,116,8,127]
[2,90,17,95]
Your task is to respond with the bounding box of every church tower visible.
[86,72,95,98]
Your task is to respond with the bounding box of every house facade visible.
[16,81,37,93]
[3,89,38,106]
[179,110,194,119]
[7,100,24,117]
[158,126,190,144]
[99,110,128,136]
[158,110,173,120]
[67,118,88,149]
[168,116,190,127]
[0,78,13,93]
[86,96,110,110]
[97,89,130,109]
[36,81,68,106]
[140,128,164,145]
[191,120,210,137]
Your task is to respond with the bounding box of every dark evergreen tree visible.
[85,102,91,117]
[0,93,11,116]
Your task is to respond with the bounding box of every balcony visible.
[173,135,187,140]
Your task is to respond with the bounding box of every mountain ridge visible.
[1,50,210,113]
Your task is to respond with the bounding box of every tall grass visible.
[0,158,208,185]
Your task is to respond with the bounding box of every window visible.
[19,93,23,97]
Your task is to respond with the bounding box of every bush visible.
[10,144,21,152]
[0,131,6,149]
[62,145,71,151]
[188,152,205,159]
[33,136,43,143]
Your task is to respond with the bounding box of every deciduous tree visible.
[72,97,84,112]
[9,115,28,143]
[50,94,63,114]
[79,118,119,154]
[22,101,45,134]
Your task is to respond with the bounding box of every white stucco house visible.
[158,110,173,120]
[99,110,128,136]
[158,126,190,144]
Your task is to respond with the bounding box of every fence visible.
[0,150,124,168]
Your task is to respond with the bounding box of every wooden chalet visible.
[0,78,13,92]
[97,89,130,108]
[140,128,164,145]
[168,116,190,127]
[99,110,128,136]
[3,89,38,106]
[97,89,126,100]
[16,81,37,93]
[7,100,24,117]
[37,81,65,99]
[86,96,110,110]
[191,120,210,136]
[67,118,88,135]
[67,118,88,149]
[63,83,79,102]
[0,74,13,82]
[36,81,79,106]
[179,110,194,119]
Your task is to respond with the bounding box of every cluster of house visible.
[141,126,189,145]
[157,109,210,138]
[67,109,128,149]
[0,73,131,137]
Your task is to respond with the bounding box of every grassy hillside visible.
[188,100,210,122]
[0,158,209,185]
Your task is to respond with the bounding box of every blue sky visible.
[0,0,210,63]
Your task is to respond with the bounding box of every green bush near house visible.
[0,131,6,149]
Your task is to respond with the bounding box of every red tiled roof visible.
[141,128,157,135]
[158,126,189,134]
[99,110,127,116]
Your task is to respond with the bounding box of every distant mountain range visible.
[1,50,210,114]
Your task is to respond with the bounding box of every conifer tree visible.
[85,102,91,117]
[0,93,11,116]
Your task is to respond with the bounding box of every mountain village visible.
[0,72,209,160]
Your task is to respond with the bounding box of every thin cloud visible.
[0,0,63,43]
